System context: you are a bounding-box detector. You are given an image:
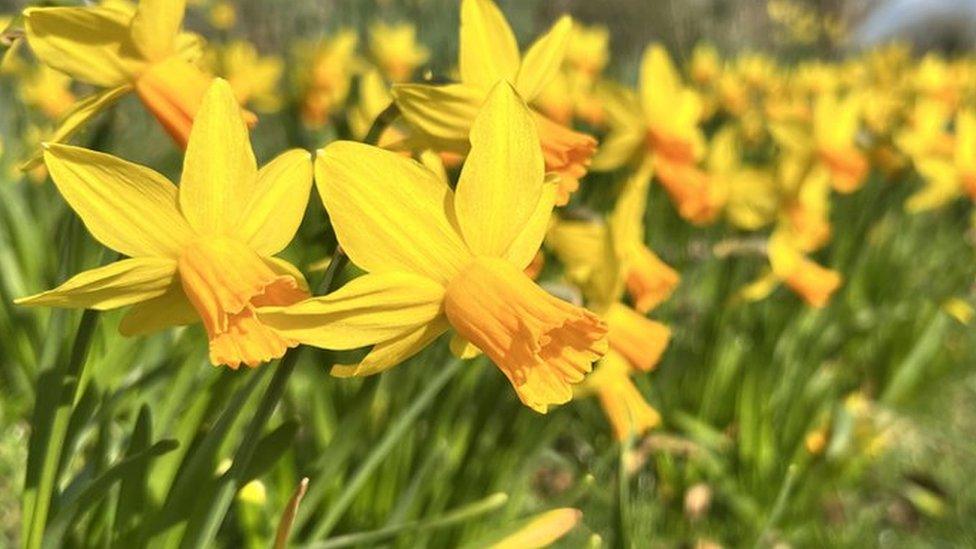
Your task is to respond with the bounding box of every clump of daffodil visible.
[392,0,597,206]
[16,79,313,369]
[206,40,284,113]
[595,44,723,225]
[259,82,607,414]
[368,21,429,83]
[547,163,677,439]
[295,31,361,127]
[21,0,250,164]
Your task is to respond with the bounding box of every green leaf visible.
[43,439,179,549]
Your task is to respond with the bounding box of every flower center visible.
[178,237,308,368]
[443,257,607,413]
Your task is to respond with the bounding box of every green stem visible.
[310,357,466,541]
[363,103,400,146]
[615,437,633,549]
[23,306,101,549]
[754,464,798,548]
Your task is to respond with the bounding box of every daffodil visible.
[690,43,721,86]
[563,23,609,80]
[296,31,360,127]
[18,65,76,120]
[16,79,313,369]
[259,82,607,413]
[21,0,245,164]
[737,228,841,308]
[207,40,283,113]
[594,45,722,224]
[368,21,429,83]
[708,127,777,231]
[811,92,868,193]
[906,108,976,211]
[547,166,674,439]
[392,0,596,206]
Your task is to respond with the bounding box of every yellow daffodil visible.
[392,0,596,206]
[22,0,247,161]
[548,167,673,439]
[739,229,841,308]
[296,31,360,126]
[906,109,976,211]
[368,21,429,83]
[16,79,314,369]
[564,23,609,80]
[259,82,607,413]
[708,127,777,231]
[769,230,842,308]
[690,43,720,86]
[594,44,722,224]
[18,65,76,120]
[579,349,661,440]
[811,92,868,193]
[208,40,283,113]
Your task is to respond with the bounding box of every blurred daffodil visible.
[595,45,722,224]
[22,0,249,164]
[260,82,607,413]
[905,109,976,211]
[368,21,429,83]
[393,0,596,205]
[18,65,76,120]
[17,79,314,369]
[296,31,360,126]
[208,40,283,113]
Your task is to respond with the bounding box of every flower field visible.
[2,0,976,547]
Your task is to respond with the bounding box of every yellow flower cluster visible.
[4,0,976,461]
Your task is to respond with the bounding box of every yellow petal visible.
[179,78,258,235]
[590,126,643,172]
[459,0,519,90]
[392,83,483,149]
[639,43,680,119]
[16,257,176,310]
[515,15,572,102]
[490,508,582,549]
[906,158,959,212]
[503,178,557,270]
[258,271,445,350]
[23,7,144,87]
[239,149,313,256]
[129,0,186,61]
[20,85,132,171]
[314,141,472,283]
[455,81,544,258]
[119,280,198,336]
[449,333,482,359]
[43,143,194,258]
[331,317,450,378]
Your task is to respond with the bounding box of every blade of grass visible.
[312,492,508,549]
[310,356,466,541]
